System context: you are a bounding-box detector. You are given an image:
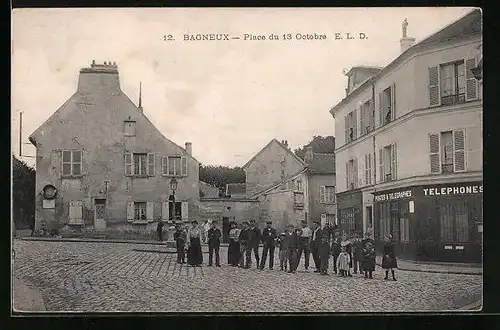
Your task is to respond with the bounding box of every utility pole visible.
[19,111,22,157]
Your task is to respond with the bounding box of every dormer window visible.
[124,120,136,136]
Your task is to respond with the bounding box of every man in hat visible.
[310,220,329,273]
[259,220,278,270]
[173,222,187,264]
[245,219,261,269]
[297,220,312,270]
[207,220,222,267]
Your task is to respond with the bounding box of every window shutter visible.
[127,202,134,222]
[161,201,170,221]
[69,201,76,220]
[147,153,155,176]
[465,58,478,101]
[429,66,440,106]
[429,133,441,173]
[181,156,188,176]
[162,157,167,175]
[354,158,358,188]
[344,115,349,144]
[345,162,349,190]
[391,84,396,120]
[378,148,384,183]
[352,109,357,140]
[320,186,325,203]
[166,157,170,175]
[378,92,384,127]
[124,152,133,176]
[453,129,466,172]
[364,154,368,186]
[181,201,189,221]
[391,143,397,180]
[146,202,154,222]
[360,106,365,136]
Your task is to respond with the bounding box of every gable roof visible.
[308,153,335,175]
[29,62,199,164]
[249,167,308,198]
[330,8,481,115]
[226,183,246,196]
[242,138,308,170]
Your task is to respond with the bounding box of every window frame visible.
[324,186,336,204]
[162,155,188,177]
[133,153,148,176]
[124,120,137,137]
[134,202,147,221]
[61,150,83,177]
[439,60,466,106]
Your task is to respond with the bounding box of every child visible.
[336,245,351,277]
[382,235,398,281]
[277,233,289,271]
[331,231,341,274]
[362,241,376,279]
[318,235,331,275]
[340,235,353,277]
[287,227,301,273]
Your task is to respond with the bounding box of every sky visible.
[11,7,474,168]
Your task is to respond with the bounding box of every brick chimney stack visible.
[185,142,192,155]
[78,60,120,93]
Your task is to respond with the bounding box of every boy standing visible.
[238,222,249,268]
[207,220,222,267]
[288,226,300,274]
[318,235,331,275]
[173,223,187,264]
[260,221,278,270]
[277,233,289,271]
[246,220,261,269]
[352,232,363,275]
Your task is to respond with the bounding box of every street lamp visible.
[170,178,178,222]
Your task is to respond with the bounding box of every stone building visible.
[329,9,482,262]
[29,61,200,235]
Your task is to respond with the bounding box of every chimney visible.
[78,60,120,93]
[304,145,314,163]
[284,140,288,148]
[400,18,415,54]
[185,142,192,155]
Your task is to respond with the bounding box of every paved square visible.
[13,240,482,312]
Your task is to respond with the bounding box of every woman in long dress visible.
[228,221,241,266]
[186,220,204,267]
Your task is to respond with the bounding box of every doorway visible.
[94,199,106,231]
[366,206,373,235]
[222,217,230,243]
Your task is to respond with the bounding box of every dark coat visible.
[287,232,299,249]
[311,228,329,243]
[207,227,222,246]
[318,241,331,259]
[239,228,249,245]
[261,227,278,246]
[331,237,342,257]
[382,242,398,269]
[362,248,376,271]
[247,227,261,247]
[173,229,187,244]
[278,236,289,250]
[352,239,363,260]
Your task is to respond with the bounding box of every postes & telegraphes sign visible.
[374,189,413,202]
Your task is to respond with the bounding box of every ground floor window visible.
[169,201,182,220]
[439,201,469,242]
[134,202,147,221]
[377,200,410,242]
[326,213,336,226]
[340,208,359,236]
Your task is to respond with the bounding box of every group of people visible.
[171,219,399,281]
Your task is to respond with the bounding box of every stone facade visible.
[29,61,200,235]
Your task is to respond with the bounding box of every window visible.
[345,158,358,190]
[440,61,466,106]
[162,156,188,176]
[378,202,391,240]
[344,109,357,144]
[124,120,136,136]
[400,217,410,243]
[364,153,373,185]
[169,201,182,220]
[295,179,303,192]
[439,201,469,242]
[134,202,147,221]
[378,144,397,183]
[294,191,304,209]
[360,100,374,135]
[428,58,478,107]
[379,85,396,127]
[62,150,82,176]
[340,208,356,236]
[429,130,466,174]
[125,152,155,176]
[326,213,337,226]
[320,186,335,204]
[134,154,147,175]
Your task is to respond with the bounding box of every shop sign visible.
[374,189,413,202]
[422,184,483,197]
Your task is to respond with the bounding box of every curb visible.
[375,262,482,276]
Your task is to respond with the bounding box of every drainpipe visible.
[371,81,376,236]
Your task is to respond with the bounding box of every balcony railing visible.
[441,94,465,106]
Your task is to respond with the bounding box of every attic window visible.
[124,120,136,136]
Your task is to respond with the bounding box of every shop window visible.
[439,201,469,242]
[400,218,410,242]
[341,208,356,236]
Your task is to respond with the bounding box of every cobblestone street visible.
[12,240,482,312]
